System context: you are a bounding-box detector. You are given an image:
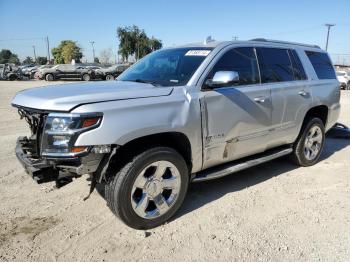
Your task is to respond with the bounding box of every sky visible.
[0,0,349,64]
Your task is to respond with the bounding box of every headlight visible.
[41,112,102,157]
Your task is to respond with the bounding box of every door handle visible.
[298,90,309,97]
[254,96,267,103]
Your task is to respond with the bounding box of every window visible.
[208,47,259,86]
[289,50,307,80]
[305,51,336,80]
[256,48,294,83]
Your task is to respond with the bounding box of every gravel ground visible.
[0,80,350,262]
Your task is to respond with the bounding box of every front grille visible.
[17,107,47,158]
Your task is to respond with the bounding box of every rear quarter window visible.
[305,51,336,80]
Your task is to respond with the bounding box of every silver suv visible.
[11,39,340,229]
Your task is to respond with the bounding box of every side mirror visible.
[205,71,239,88]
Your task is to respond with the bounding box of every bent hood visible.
[11,81,173,111]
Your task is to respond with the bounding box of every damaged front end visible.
[14,106,111,189]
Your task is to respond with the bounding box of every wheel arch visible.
[115,132,193,172]
[303,105,328,126]
[297,105,329,137]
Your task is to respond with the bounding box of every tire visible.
[45,73,54,81]
[292,118,325,167]
[82,74,91,81]
[8,74,17,81]
[106,147,189,229]
[105,74,115,81]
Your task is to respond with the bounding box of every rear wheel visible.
[105,74,115,81]
[106,147,189,229]
[292,118,325,166]
[45,73,54,81]
[82,73,91,81]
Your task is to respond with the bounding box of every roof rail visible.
[250,38,321,49]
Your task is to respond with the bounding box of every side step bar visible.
[192,146,293,182]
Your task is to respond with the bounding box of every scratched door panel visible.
[202,84,272,169]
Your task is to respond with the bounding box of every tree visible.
[0,49,20,64]
[99,48,113,64]
[51,40,83,64]
[149,37,162,51]
[116,25,162,62]
[36,56,48,65]
[23,56,34,64]
[51,47,64,64]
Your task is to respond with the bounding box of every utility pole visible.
[32,45,37,63]
[89,41,95,63]
[232,36,238,41]
[324,24,335,51]
[46,36,50,63]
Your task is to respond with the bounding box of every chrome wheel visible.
[303,125,323,161]
[131,160,181,219]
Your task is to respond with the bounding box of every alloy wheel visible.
[131,160,181,219]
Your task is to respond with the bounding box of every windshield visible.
[118,47,212,86]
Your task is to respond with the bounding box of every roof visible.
[173,38,323,51]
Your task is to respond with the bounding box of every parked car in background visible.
[11,39,340,229]
[20,65,39,79]
[0,64,21,81]
[34,65,54,80]
[336,71,350,90]
[95,64,130,80]
[38,64,95,81]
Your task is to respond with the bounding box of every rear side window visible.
[209,47,259,86]
[305,51,336,79]
[289,50,307,80]
[256,48,294,83]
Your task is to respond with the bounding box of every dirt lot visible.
[0,80,350,262]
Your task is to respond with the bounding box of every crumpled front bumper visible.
[15,137,105,184]
[15,137,58,183]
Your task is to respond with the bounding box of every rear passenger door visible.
[201,47,273,168]
[256,47,311,146]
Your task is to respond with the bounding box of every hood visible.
[11,81,173,112]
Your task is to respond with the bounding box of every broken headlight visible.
[41,113,102,157]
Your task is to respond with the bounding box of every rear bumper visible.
[326,103,341,132]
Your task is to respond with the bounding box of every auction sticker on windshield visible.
[185,50,211,56]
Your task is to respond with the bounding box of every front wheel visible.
[292,118,325,166]
[105,74,115,81]
[45,73,54,81]
[82,73,91,81]
[106,147,189,229]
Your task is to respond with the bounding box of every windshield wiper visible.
[133,79,160,86]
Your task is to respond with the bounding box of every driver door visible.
[201,47,273,169]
